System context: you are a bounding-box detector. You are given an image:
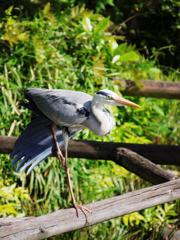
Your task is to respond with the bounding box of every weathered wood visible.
[116,148,175,184]
[1,178,180,240]
[119,79,180,99]
[67,140,180,165]
[0,136,176,184]
[1,136,180,166]
[163,228,180,240]
[0,136,16,154]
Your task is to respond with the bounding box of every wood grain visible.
[1,178,180,240]
[0,136,176,184]
[119,79,180,99]
[116,148,175,184]
[1,136,180,165]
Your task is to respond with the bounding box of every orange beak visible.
[112,96,140,108]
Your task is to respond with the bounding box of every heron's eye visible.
[106,95,112,100]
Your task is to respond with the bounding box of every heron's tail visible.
[10,115,80,174]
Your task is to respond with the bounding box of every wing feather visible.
[11,114,80,173]
[10,88,88,173]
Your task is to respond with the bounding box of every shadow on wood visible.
[1,178,180,240]
[0,136,177,184]
[1,136,180,165]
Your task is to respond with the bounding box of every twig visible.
[8,120,17,137]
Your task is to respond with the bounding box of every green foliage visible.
[0,3,162,95]
[0,179,30,217]
[122,204,179,238]
[78,0,180,69]
[0,2,180,240]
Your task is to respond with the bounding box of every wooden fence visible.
[0,80,180,239]
[1,179,180,240]
[119,79,180,99]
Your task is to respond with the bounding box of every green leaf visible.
[0,203,17,216]
[153,105,165,116]
[108,38,118,53]
[5,6,13,15]
[106,0,114,6]
[94,18,110,34]
[82,16,93,32]
[123,215,129,226]
[119,51,139,62]
[43,3,51,16]
[149,67,161,74]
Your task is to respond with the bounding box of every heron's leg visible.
[62,128,91,224]
[51,123,65,168]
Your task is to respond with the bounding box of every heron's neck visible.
[90,100,115,136]
[91,101,104,123]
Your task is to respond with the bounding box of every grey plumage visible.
[25,88,92,127]
[11,88,139,173]
[11,114,80,174]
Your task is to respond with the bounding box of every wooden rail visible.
[119,79,180,99]
[1,79,180,239]
[1,136,180,165]
[1,178,180,240]
[0,136,177,184]
[0,132,180,238]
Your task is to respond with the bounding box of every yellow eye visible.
[106,95,111,100]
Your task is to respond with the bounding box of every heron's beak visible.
[112,96,140,108]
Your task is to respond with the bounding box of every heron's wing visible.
[25,88,91,127]
[10,115,81,174]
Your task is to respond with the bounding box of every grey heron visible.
[11,88,140,223]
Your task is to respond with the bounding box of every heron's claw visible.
[73,202,91,225]
[56,151,65,169]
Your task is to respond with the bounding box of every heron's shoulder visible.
[26,88,91,97]
[25,88,92,107]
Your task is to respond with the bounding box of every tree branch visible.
[1,178,180,240]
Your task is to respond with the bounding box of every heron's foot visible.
[57,151,65,169]
[73,202,91,225]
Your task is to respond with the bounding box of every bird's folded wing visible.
[10,115,80,174]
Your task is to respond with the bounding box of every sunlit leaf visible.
[18,32,29,42]
[5,6,13,16]
[112,55,120,63]
[82,16,93,32]
[94,17,110,34]
[119,51,139,62]
[43,3,51,16]
[108,38,118,52]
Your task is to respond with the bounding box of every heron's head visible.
[94,89,140,108]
